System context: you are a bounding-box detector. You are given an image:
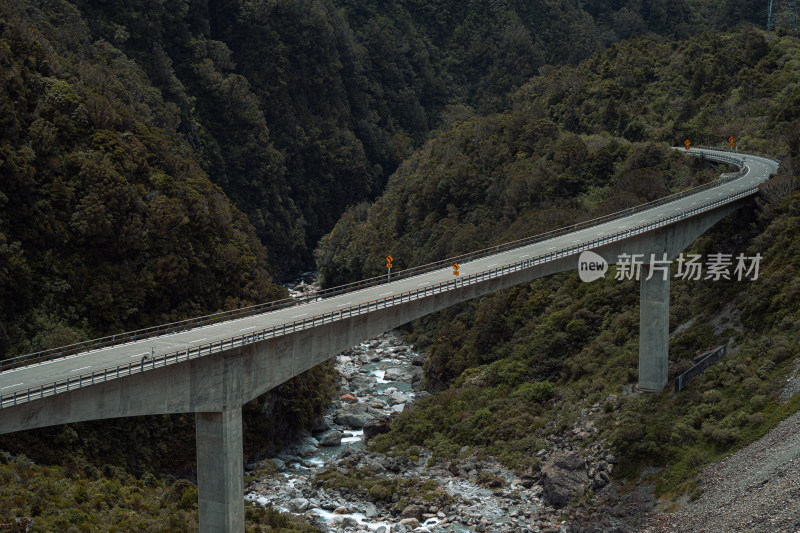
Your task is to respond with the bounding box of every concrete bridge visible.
[0,147,780,531]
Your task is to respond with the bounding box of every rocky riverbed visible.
[243,331,562,532]
[250,274,627,532]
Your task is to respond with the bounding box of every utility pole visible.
[768,0,799,36]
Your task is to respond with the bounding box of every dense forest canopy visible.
[1,0,798,529]
[314,29,800,502]
[1,0,776,358]
[316,29,800,287]
[6,0,768,275]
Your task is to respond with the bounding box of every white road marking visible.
[131,353,150,358]
[70,366,91,372]
[488,263,497,267]
[547,247,555,250]
[418,282,430,286]
[519,255,529,258]
[0,383,23,390]
[239,325,259,331]
[195,338,208,342]
[291,314,307,318]
[336,302,352,307]
[379,292,392,296]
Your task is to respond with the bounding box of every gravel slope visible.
[643,408,800,532]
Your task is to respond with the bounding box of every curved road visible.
[0,147,780,405]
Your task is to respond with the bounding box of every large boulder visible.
[363,418,391,438]
[390,391,412,405]
[400,504,425,521]
[288,497,310,512]
[541,452,588,508]
[349,375,375,393]
[399,518,420,529]
[291,436,319,457]
[312,416,330,433]
[335,412,373,428]
[318,430,343,447]
[383,368,404,381]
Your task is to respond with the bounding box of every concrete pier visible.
[196,408,244,532]
[638,266,670,391]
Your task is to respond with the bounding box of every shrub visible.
[701,422,739,445]
[513,382,555,403]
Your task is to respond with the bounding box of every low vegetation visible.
[0,453,321,532]
[321,29,800,501]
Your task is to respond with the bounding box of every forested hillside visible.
[317,29,800,505]
[0,3,334,524]
[0,1,283,358]
[0,0,794,529]
[19,0,765,273]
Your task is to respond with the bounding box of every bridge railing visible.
[0,179,762,410]
[0,150,761,376]
[692,145,782,166]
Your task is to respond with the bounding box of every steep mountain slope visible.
[0,0,281,358]
[65,0,763,272]
[315,30,800,512]
[0,0,335,501]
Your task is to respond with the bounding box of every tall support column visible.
[638,267,670,391]
[196,407,244,532]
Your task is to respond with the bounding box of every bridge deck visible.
[0,148,779,409]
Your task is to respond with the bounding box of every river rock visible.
[349,375,374,393]
[318,430,343,447]
[269,458,285,471]
[399,517,420,528]
[288,497,309,512]
[390,391,412,405]
[312,416,330,432]
[364,502,378,519]
[383,368,404,381]
[401,504,425,521]
[335,412,373,428]
[363,418,391,438]
[340,393,358,403]
[541,452,588,508]
[332,516,360,528]
[292,437,319,457]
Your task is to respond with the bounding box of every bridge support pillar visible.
[196,407,244,532]
[638,267,669,391]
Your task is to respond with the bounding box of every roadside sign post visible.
[453,263,459,276]
[729,136,736,149]
[684,139,691,150]
[386,255,393,281]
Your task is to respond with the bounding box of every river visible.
[243,330,546,533]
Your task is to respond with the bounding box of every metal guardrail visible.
[692,145,782,166]
[0,149,749,374]
[0,164,763,409]
[674,345,728,392]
